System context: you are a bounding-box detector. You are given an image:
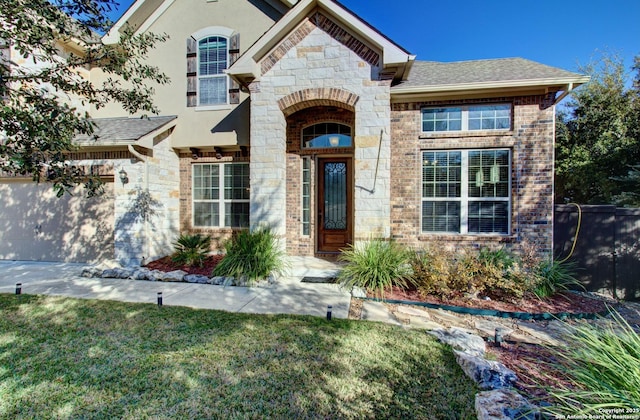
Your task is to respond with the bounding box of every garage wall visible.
[0,181,115,263]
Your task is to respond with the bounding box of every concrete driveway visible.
[0,258,351,319]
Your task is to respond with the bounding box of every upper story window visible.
[302,122,352,148]
[186,27,239,108]
[421,104,511,133]
[198,36,228,106]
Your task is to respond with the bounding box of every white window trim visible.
[301,157,311,236]
[421,149,511,235]
[192,163,249,228]
[421,104,512,133]
[197,34,230,107]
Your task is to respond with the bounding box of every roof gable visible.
[227,0,414,85]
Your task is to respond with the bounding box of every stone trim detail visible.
[261,11,380,75]
[278,87,359,116]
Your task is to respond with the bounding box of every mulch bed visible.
[145,255,224,277]
[379,286,609,315]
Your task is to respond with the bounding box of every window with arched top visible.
[198,36,228,106]
[302,122,352,148]
[186,27,240,108]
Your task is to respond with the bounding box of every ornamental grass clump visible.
[533,258,582,299]
[541,309,640,416]
[338,239,414,299]
[171,233,212,267]
[212,227,287,284]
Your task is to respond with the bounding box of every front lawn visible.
[0,295,477,419]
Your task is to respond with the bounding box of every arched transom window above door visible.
[302,122,352,149]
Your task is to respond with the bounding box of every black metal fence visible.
[554,204,640,301]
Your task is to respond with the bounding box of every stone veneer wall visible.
[113,134,181,266]
[390,96,555,257]
[250,12,391,254]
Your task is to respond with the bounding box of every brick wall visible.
[179,151,250,251]
[390,96,555,258]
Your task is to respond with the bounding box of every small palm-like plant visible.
[171,233,212,267]
[213,227,288,284]
[338,239,414,299]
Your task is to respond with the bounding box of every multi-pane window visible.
[422,149,510,234]
[422,104,511,132]
[198,36,228,105]
[302,157,311,236]
[193,163,249,228]
[302,122,352,148]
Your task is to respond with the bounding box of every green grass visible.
[0,294,477,419]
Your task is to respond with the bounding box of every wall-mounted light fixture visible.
[329,136,340,147]
[190,148,200,160]
[214,147,223,160]
[119,168,129,185]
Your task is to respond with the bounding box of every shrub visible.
[533,258,581,299]
[171,233,212,267]
[541,309,640,416]
[411,249,454,298]
[338,239,414,299]
[212,227,288,284]
[412,247,530,301]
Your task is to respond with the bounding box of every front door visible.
[317,157,352,252]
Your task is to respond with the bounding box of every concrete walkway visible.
[0,257,351,319]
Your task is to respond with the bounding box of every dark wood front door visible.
[317,158,352,252]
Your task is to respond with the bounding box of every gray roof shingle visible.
[394,58,584,90]
[75,115,177,144]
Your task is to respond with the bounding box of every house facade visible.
[0,0,589,265]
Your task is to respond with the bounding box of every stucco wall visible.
[90,0,282,149]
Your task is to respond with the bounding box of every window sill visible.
[419,130,513,139]
[418,233,516,242]
[195,104,232,112]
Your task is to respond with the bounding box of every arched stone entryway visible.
[284,104,356,255]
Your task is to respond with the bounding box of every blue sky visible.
[110,0,639,75]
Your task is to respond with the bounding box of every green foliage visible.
[555,52,640,205]
[0,0,168,196]
[541,309,640,416]
[212,227,287,284]
[171,234,212,267]
[338,239,414,299]
[533,258,581,299]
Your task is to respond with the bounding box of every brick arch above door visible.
[278,88,359,117]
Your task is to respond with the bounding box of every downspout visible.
[128,144,150,265]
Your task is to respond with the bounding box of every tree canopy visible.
[0,0,168,196]
[555,53,640,206]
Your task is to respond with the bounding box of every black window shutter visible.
[186,37,197,107]
[228,32,240,105]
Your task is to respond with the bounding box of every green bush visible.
[541,309,640,416]
[533,258,581,299]
[212,227,287,284]
[338,239,414,299]
[171,233,212,267]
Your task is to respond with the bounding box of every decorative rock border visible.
[426,326,540,419]
[81,265,277,287]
